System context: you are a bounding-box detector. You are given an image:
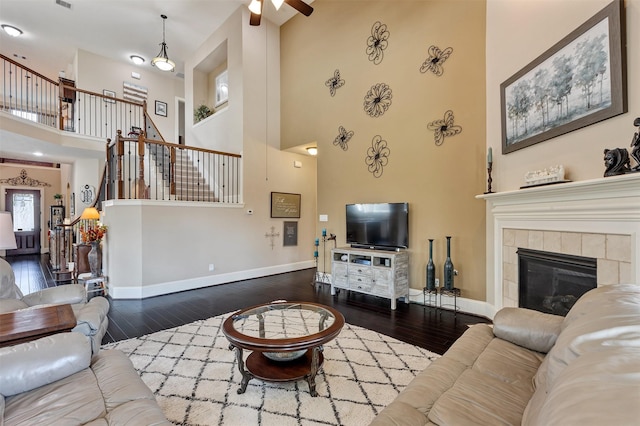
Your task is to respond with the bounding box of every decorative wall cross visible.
[265,226,280,250]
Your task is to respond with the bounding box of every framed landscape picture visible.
[155,100,167,117]
[500,0,627,154]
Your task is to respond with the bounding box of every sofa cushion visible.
[543,284,640,388]
[493,307,563,353]
[0,333,91,396]
[428,337,543,425]
[372,324,544,426]
[523,346,640,425]
[91,349,157,411]
[4,368,107,425]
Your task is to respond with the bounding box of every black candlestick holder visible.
[485,162,494,194]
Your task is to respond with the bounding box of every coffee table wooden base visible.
[234,347,324,397]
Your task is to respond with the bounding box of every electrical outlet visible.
[209,264,215,271]
[435,278,440,287]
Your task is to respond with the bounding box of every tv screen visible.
[346,203,409,249]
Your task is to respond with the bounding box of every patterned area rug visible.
[103,313,440,425]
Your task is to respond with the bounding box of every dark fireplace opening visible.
[517,248,597,316]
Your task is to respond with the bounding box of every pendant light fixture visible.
[151,14,175,72]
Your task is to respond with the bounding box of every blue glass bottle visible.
[444,236,454,290]
[426,239,435,291]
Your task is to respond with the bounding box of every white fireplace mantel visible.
[477,173,639,314]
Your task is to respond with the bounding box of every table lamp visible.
[0,211,17,251]
[0,211,17,277]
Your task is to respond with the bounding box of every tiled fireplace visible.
[481,173,639,312]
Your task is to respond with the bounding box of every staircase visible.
[147,144,218,202]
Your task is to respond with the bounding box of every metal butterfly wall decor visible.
[365,135,390,178]
[366,21,390,65]
[420,45,453,76]
[427,110,462,146]
[333,126,354,151]
[325,69,345,97]
[363,82,393,118]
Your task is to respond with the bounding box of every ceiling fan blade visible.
[283,0,314,17]
[249,0,264,26]
[249,11,262,26]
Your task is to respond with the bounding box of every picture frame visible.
[155,100,167,117]
[50,205,65,227]
[270,192,301,218]
[500,0,626,154]
[215,70,229,107]
[283,221,298,246]
[103,89,115,104]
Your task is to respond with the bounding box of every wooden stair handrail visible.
[109,132,242,158]
[0,53,58,85]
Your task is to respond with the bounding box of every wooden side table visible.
[0,304,77,348]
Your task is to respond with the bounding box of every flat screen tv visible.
[346,202,409,249]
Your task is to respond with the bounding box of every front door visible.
[5,189,41,255]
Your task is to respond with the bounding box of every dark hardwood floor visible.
[6,254,490,355]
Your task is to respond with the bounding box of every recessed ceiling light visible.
[2,24,23,37]
[130,55,145,65]
[33,151,43,157]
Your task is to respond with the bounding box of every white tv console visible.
[330,246,409,310]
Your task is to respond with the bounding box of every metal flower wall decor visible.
[334,126,354,151]
[325,69,345,97]
[427,110,462,146]
[419,45,453,76]
[366,21,390,65]
[364,83,393,118]
[365,135,390,178]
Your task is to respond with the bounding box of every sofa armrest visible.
[0,298,29,314]
[493,307,563,353]
[0,333,92,396]
[72,296,110,335]
[21,284,86,306]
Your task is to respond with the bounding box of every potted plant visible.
[194,104,213,123]
[54,193,63,205]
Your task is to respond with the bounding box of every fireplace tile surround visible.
[479,173,639,313]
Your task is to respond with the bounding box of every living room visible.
[1,0,638,313]
[1,0,639,423]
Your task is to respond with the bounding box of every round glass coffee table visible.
[222,301,344,397]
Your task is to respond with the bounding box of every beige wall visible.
[281,0,488,300]
[104,8,318,298]
[0,163,63,252]
[487,0,640,189]
[485,0,640,303]
[76,49,183,144]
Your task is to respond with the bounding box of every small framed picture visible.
[283,221,298,246]
[155,100,167,117]
[270,192,301,218]
[215,70,229,107]
[103,89,116,103]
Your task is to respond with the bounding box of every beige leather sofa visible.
[0,257,109,354]
[371,283,640,425]
[0,332,170,425]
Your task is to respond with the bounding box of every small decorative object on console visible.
[522,165,566,187]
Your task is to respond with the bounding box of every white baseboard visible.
[407,288,496,319]
[109,260,315,299]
